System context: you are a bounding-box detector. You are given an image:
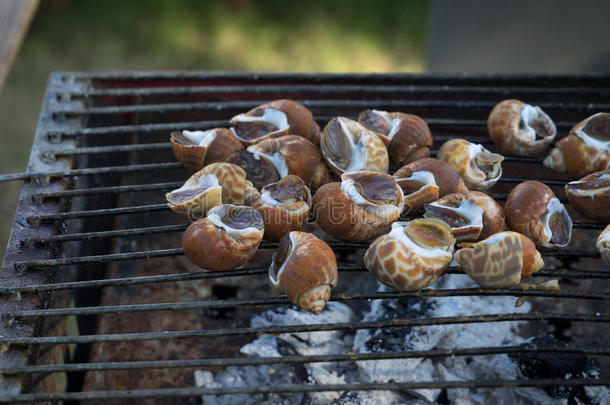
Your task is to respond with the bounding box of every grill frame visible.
[0,72,608,403]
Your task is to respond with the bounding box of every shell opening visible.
[342,172,399,206]
[261,176,308,206]
[360,109,401,140]
[541,198,573,247]
[565,172,610,197]
[424,199,483,230]
[166,174,219,204]
[395,171,437,197]
[322,118,368,171]
[246,146,290,178]
[231,108,289,141]
[474,151,504,180]
[269,232,295,286]
[207,204,264,237]
[389,221,454,258]
[576,112,610,152]
[225,149,279,189]
[520,104,556,142]
[180,130,218,147]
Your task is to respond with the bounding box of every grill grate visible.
[0,72,608,403]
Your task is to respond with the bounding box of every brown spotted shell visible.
[437,139,504,190]
[182,204,264,271]
[597,224,610,265]
[166,163,247,220]
[247,135,321,187]
[312,171,404,242]
[505,181,573,249]
[543,112,610,178]
[424,191,505,242]
[487,99,557,156]
[454,231,544,288]
[364,218,455,291]
[170,128,243,173]
[395,158,468,196]
[250,175,312,242]
[565,169,610,222]
[358,109,432,167]
[320,117,389,176]
[269,231,338,314]
[230,99,319,146]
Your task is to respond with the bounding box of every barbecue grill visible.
[0,72,608,403]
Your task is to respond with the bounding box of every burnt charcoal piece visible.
[509,335,594,400]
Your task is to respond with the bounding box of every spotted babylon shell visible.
[230,99,319,146]
[250,175,312,242]
[312,171,404,242]
[247,135,321,186]
[364,219,455,291]
[597,224,610,265]
[394,158,468,197]
[269,232,338,314]
[543,112,610,178]
[391,166,439,214]
[357,109,432,167]
[565,169,610,222]
[182,204,264,271]
[437,139,504,190]
[165,163,247,220]
[487,99,557,156]
[454,231,544,288]
[170,128,243,173]
[320,117,389,176]
[505,181,573,249]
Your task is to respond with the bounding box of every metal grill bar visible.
[27,203,168,225]
[48,118,574,140]
[2,345,608,374]
[6,289,609,319]
[4,267,606,296]
[27,220,605,245]
[3,313,608,346]
[13,246,600,271]
[66,83,610,98]
[3,378,609,403]
[58,99,610,116]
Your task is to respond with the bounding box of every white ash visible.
[195,275,607,404]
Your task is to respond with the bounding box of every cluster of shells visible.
[166,99,610,314]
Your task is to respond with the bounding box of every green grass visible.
[0,0,428,257]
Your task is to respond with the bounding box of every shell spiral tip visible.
[298,284,331,314]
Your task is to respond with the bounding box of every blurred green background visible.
[0,0,428,257]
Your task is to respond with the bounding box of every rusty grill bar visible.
[0,72,608,403]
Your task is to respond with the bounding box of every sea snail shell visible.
[487,99,557,156]
[454,231,544,288]
[424,191,505,242]
[182,204,264,271]
[320,117,389,176]
[250,175,312,242]
[394,158,468,197]
[543,112,610,178]
[166,162,247,220]
[364,218,455,291]
[505,181,573,249]
[437,139,504,191]
[226,135,321,189]
[565,169,610,222]
[312,171,404,242]
[358,109,432,167]
[392,166,439,215]
[269,231,338,314]
[170,128,243,173]
[230,99,320,146]
[597,224,610,265]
